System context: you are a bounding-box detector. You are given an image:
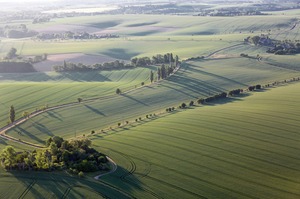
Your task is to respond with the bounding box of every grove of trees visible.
[0,136,109,175]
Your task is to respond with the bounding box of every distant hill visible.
[0,62,36,73]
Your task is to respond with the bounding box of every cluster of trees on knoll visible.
[246,35,300,55]
[0,136,109,176]
[53,53,179,73]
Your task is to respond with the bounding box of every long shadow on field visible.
[84,105,106,116]
[60,72,111,82]
[15,126,45,144]
[31,122,54,137]
[8,167,142,198]
[102,48,139,60]
[185,63,248,87]
[122,94,149,106]
[45,111,63,121]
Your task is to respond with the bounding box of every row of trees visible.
[0,136,109,175]
[53,53,180,73]
[131,53,179,67]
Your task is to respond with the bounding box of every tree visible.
[9,106,15,124]
[6,48,17,59]
[157,67,161,80]
[175,55,179,67]
[150,71,154,83]
[161,64,166,79]
[181,103,187,109]
[116,88,121,95]
[0,146,16,170]
[22,111,30,119]
[189,101,194,106]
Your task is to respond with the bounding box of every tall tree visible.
[161,64,166,79]
[157,67,161,80]
[175,55,179,67]
[150,71,154,83]
[9,106,15,124]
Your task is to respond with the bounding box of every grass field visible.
[1,13,299,61]
[6,55,300,145]
[0,10,300,198]
[0,67,155,127]
[1,80,299,198]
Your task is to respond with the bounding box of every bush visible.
[141,82,145,86]
[135,119,138,122]
[197,98,205,104]
[139,117,142,121]
[248,86,255,91]
[78,171,84,178]
[91,130,95,135]
[118,123,121,127]
[255,84,261,90]
[181,103,187,109]
[189,101,194,106]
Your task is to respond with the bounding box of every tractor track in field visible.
[18,178,37,199]
[98,147,163,199]
[61,185,111,199]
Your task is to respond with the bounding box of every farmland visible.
[6,55,300,145]
[0,1,300,198]
[1,77,300,198]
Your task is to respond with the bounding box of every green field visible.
[6,54,300,145]
[1,13,299,60]
[0,67,155,127]
[0,7,300,198]
[1,79,300,198]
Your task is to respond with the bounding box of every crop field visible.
[1,81,299,198]
[0,67,154,127]
[89,81,300,199]
[0,5,300,198]
[1,13,299,63]
[6,55,300,145]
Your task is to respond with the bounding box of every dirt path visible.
[205,43,244,58]
[94,157,118,180]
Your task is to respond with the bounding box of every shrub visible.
[168,107,172,112]
[181,103,187,108]
[172,107,175,111]
[135,119,138,122]
[139,117,142,121]
[91,130,95,135]
[197,98,205,104]
[141,82,145,86]
[118,123,121,127]
[248,86,255,91]
[78,171,84,178]
[255,84,261,90]
[189,101,194,106]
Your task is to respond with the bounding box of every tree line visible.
[53,53,180,72]
[0,136,109,177]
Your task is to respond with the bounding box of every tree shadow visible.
[84,105,106,116]
[122,94,149,107]
[15,126,45,145]
[101,48,139,60]
[45,111,63,121]
[59,72,111,82]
